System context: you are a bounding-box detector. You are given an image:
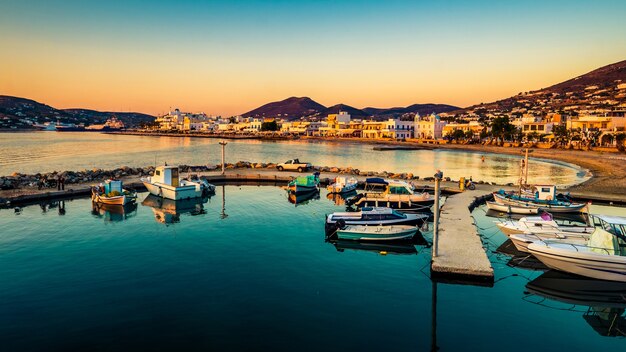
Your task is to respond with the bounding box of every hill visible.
[318,104,369,119]
[242,96,325,119]
[0,95,154,129]
[458,60,626,115]
[363,103,460,118]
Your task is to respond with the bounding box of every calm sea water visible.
[1,187,624,351]
[0,132,588,186]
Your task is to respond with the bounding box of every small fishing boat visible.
[493,187,588,213]
[91,179,137,205]
[496,215,595,237]
[325,207,428,234]
[486,200,539,214]
[327,176,358,194]
[287,172,320,194]
[141,165,209,200]
[348,178,436,211]
[528,215,626,282]
[336,224,418,241]
[509,233,590,253]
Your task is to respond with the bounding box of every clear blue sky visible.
[1,0,625,115]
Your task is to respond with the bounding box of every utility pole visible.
[219,141,227,175]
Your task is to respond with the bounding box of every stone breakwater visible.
[0,161,509,191]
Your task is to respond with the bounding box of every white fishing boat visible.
[327,176,358,194]
[509,233,590,253]
[141,165,206,200]
[348,178,435,211]
[91,179,137,205]
[528,215,626,282]
[486,201,540,214]
[496,215,595,237]
[336,224,418,241]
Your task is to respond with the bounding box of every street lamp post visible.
[219,141,227,175]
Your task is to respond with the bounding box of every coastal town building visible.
[414,113,446,139]
[442,121,485,138]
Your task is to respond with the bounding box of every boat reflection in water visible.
[328,232,428,256]
[91,202,138,222]
[326,190,357,206]
[288,189,320,206]
[525,270,626,337]
[141,194,209,224]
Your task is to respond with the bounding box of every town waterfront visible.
[1,186,624,351]
[0,132,588,186]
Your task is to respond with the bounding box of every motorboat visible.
[493,186,588,213]
[496,215,595,237]
[287,172,320,194]
[141,165,209,200]
[528,214,626,282]
[327,176,358,194]
[348,178,436,212]
[486,200,540,215]
[335,224,418,241]
[509,233,589,253]
[325,207,428,234]
[91,179,137,205]
[141,194,209,224]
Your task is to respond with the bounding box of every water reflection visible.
[525,270,626,337]
[91,202,138,222]
[287,189,320,206]
[326,190,357,206]
[141,194,210,224]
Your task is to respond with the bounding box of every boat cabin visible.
[364,178,415,195]
[152,166,180,187]
[532,185,557,201]
[103,179,123,194]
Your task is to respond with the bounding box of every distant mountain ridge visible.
[242,96,460,120]
[0,95,155,128]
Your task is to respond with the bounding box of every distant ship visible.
[57,117,125,132]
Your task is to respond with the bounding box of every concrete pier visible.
[431,189,494,282]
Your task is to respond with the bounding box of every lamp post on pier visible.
[219,141,227,175]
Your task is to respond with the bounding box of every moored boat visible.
[527,215,626,282]
[327,176,358,194]
[486,200,540,214]
[287,172,320,194]
[336,224,418,241]
[325,207,428,234]
[141,165,208,200]
[493,186,588,213]
[348,178,436,212]
[509,233,589,253]
[496,215,595,237]
[91,179,137,205]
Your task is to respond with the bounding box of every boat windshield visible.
[392,210,407,219]
[389,186,412,195]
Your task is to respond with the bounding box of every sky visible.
[1,0,625,116]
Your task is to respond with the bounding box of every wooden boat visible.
[496,216,595,237]
[91,179,137,205]
[348,178,435,212]
[141,165,207,200]
[336,224,418,241]
[287,173,320,194]
[486,200,539,214]
[327,176,358,194]
[493,187,588,213]
[528,215,626,282]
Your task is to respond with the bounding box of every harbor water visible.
[0,132,588,186]
[1,186,624,351]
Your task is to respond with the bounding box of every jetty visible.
[431,188,494,282]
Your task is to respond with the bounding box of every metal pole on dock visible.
[433,170,442,257]
[219,141,227,175]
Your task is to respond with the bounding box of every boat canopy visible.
[365,178,388,185]
[289,175,318,187]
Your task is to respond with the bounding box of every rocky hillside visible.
[242,97,325,119]
[0,95,154,129]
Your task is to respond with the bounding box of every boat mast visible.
[524,148,530,187]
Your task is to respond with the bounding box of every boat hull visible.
[327,182,358,194]
[143,182,202,200]
[487,201,539,214]
[509,233,588,253]
[336,226,418,241]
[528,242,626,282]
[493,193,587,213]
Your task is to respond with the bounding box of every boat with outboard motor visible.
[527,214,626,282]
[486,200,540,214]
[327,176,358,194]
[326,207,428,235]
[141,165,213,200]
[496,214,595,237]
[91,179,137,205]
[347,178,436,211]
[494,186,588,213]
